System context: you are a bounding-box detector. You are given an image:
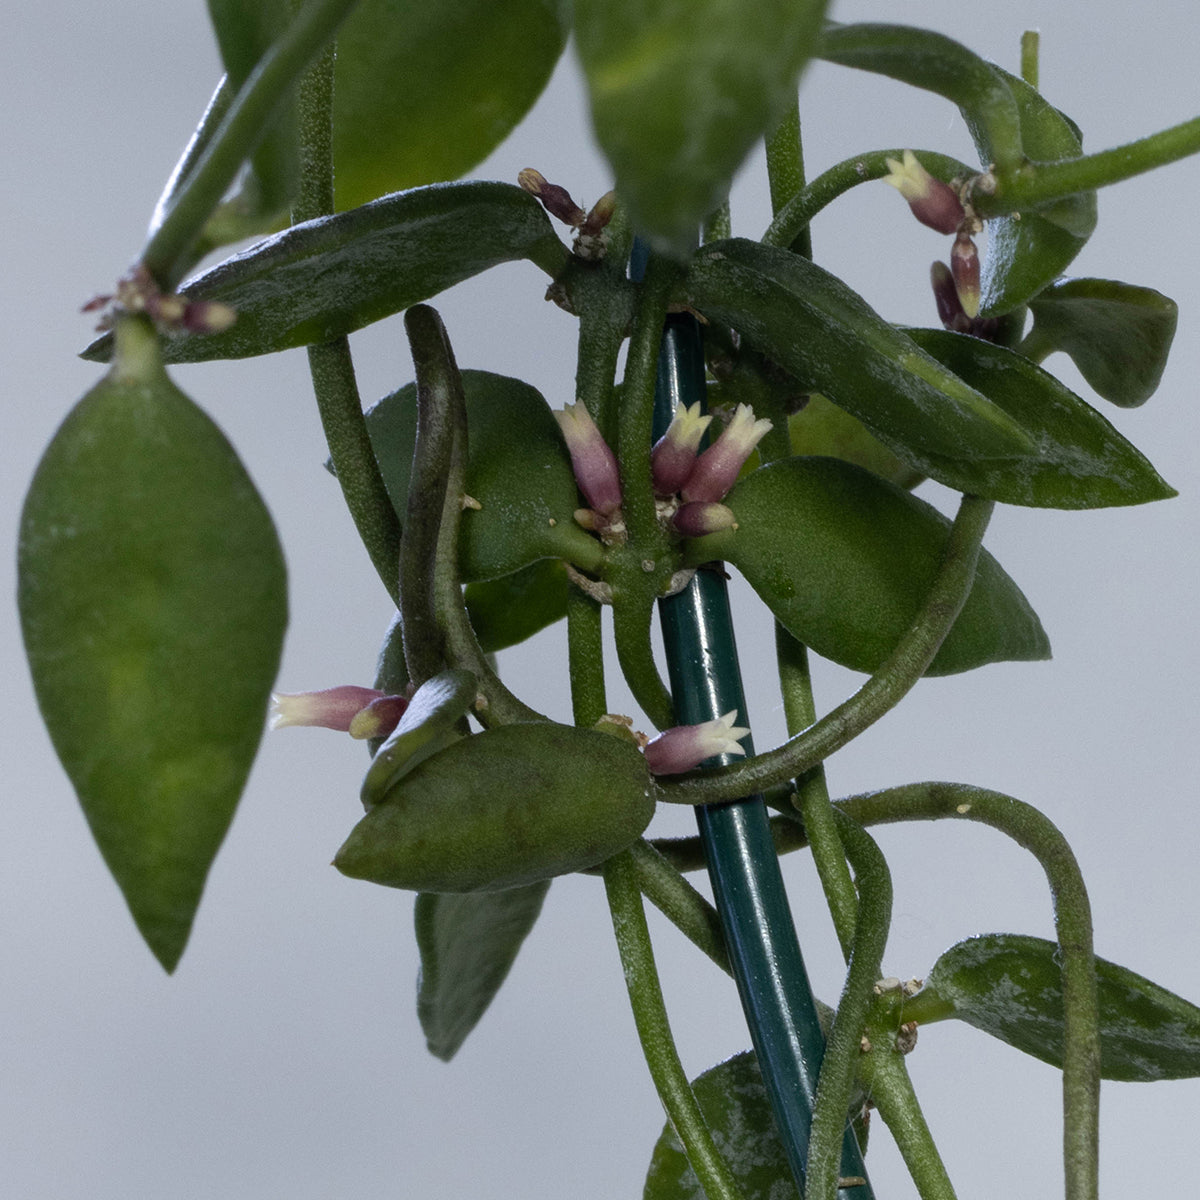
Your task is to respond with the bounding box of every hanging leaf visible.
[205,0,567,216]
[83,183,567,365]
[18,317,287,972]
[787,395,924,490]
[573,0,830,255]
[336,723,655,892]
[684,238,1035,465]
[416,882,551,1062]
[921,933,1200,1081]
[1025,278,1179,407]
[643,1051,799,1200]
[365,369,604,580]
[904,328,1175,507]
[465,559,570,652]
[685,456,1050,676]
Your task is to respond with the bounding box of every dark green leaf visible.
[206,0,567,215]
[18,318,287,972]
[922,933,1200,1081]
[336,723,655,892]
[787,394,924,489]
[1026,278,1179,407]
[415,882,550,1062]
[684,238,1035,463]
[465,559,570,652]
[905,328,1175,507]
[574,0,830,256]
[361,669,477,809]
[366,370,604,580]
[644,1051,798,1200]
[686,456,1050,676]
[83,183,566,364]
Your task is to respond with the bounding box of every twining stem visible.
[291,47,401,606]
[1020,30,1040,90]
[765,96,812,258]
[142,0,362,288]
[805,813,893,1200]
[566,587,607,728]
[658,494,995,805]
[602,851,747,1200]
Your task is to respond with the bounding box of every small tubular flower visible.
[672,500,737,538]
[555,402,623,517]
[930,261,972,332]
[347,694,410,740]
[883,150,965,235]
[269,685,406,735]
[651,401,712,497]
[643,711,751,776]
[680,404,772,504]
[951,231,982,319]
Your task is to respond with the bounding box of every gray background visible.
[4,2,1198,1197]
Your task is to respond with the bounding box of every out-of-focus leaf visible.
[465,559,570,652]
[205,0,567,215]
[684,238,1035,464]
[574,0,830,256]
[336,723,655,892]
[365,370,603,580]
[415,882,550,1062]
[905,328,1175,507]
[1026,278,1178,407]
[686,456,1050,676]
[18,317,287,972]
[922,933,1200,1081]
[643,1051,799,1200]
[83,183,566,364]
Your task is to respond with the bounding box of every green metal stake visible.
[650,300,874,1198]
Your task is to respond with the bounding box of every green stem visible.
[658,494,995,805]
[567,587,608,728]
[805,813,892,1200]
[765,96,812,258]
[141,0,361,287]
[702,201,731,243]
[602,851,747,1200]
[611,582,675,731]
[975,115,1200,219]
[1020,30,1039,90]
[762,149,972,251]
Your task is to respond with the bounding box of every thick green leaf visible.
[686,456,1050,676]
[644,1052,798,1200]
[336,723,655,892]
[684,239,1035,465]
[1026,278,1179,407]
[415,882,550,1062]
[366,369,603,580]
[18,318,287,972]
[905,328,1175,508]
[465,559,570,652]
[206,0,567,215]
[361,669,477,809]
[922,933,1200,1081]
[787,394,924,490]
[574,0,829,256]
[83,183,566,364]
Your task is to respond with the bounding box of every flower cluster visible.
[269,686,408,740]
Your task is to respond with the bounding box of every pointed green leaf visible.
[574,0,830,256]
[365,370,604,580]
[336,723,655,892]
[684,238,1036,464]
[206,0,567,216]
[644,1051,798,1200]
[905,328,1175,507]
[787,394,924,489]
[686,456,1049,676]
[361,669,477,809]
[1026,278,1179,407]
[415,882,550,1062]
[83,183,566,364]
[465,559,570,653]
[922,933,1200,1081]
[18,318,287,972]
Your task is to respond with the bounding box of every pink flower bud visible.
[555,402,623,517]
[930,261,972,332]
[951,231,982,319]
[347,694,409,740]
[651,402,713,497]
[672,500,737,537]
[269,686,404,733]
[680,404,772,504]
[518,167,587,226]
[883,150,965,235]
[643,711,751,776]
